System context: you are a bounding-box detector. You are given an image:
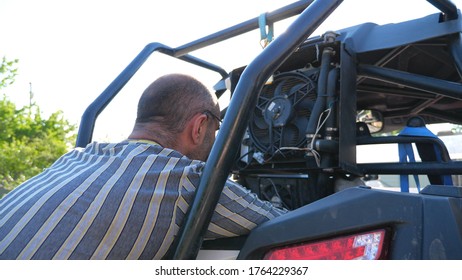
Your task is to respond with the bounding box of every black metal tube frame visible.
[172,0,344,259]
[75,0,319,148]
[357,136,462,175]
[358,162,462,175]
[75,44,228,147]
[357,64,462,100]
[357,136,451,161]
[427,0,458,20]
[358,24,462,103]
[450,32,462,78]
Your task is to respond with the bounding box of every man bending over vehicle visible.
[0,73,287,260]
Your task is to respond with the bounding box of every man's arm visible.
[205,179,288,239]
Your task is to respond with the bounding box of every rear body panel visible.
[238,186,462,259]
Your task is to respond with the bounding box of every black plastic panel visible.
[237,186,462,259]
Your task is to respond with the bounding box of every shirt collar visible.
[126,139,160,146]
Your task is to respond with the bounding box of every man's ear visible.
[191,113,208,145]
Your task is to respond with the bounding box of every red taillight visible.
[263,229,387,260]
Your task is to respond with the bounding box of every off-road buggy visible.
[77,0,462,259]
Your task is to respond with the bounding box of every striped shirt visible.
[0,141,286,259]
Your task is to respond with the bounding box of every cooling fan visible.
[249,70,318,157]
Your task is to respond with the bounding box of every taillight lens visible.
[263,229,387,260]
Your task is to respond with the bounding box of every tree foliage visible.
[0,57,76,197]
[0,56,18,89]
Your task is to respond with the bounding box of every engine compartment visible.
[221,16,462,210]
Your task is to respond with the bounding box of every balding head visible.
[136,73,218,132]
[129,73,220,160]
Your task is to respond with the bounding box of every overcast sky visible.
[0,0,457,141]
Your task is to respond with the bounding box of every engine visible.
[227,48,343,210]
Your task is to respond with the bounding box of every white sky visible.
[1,0,459,142]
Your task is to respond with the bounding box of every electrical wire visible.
[309,107,332,167]
[260,177,290,209]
